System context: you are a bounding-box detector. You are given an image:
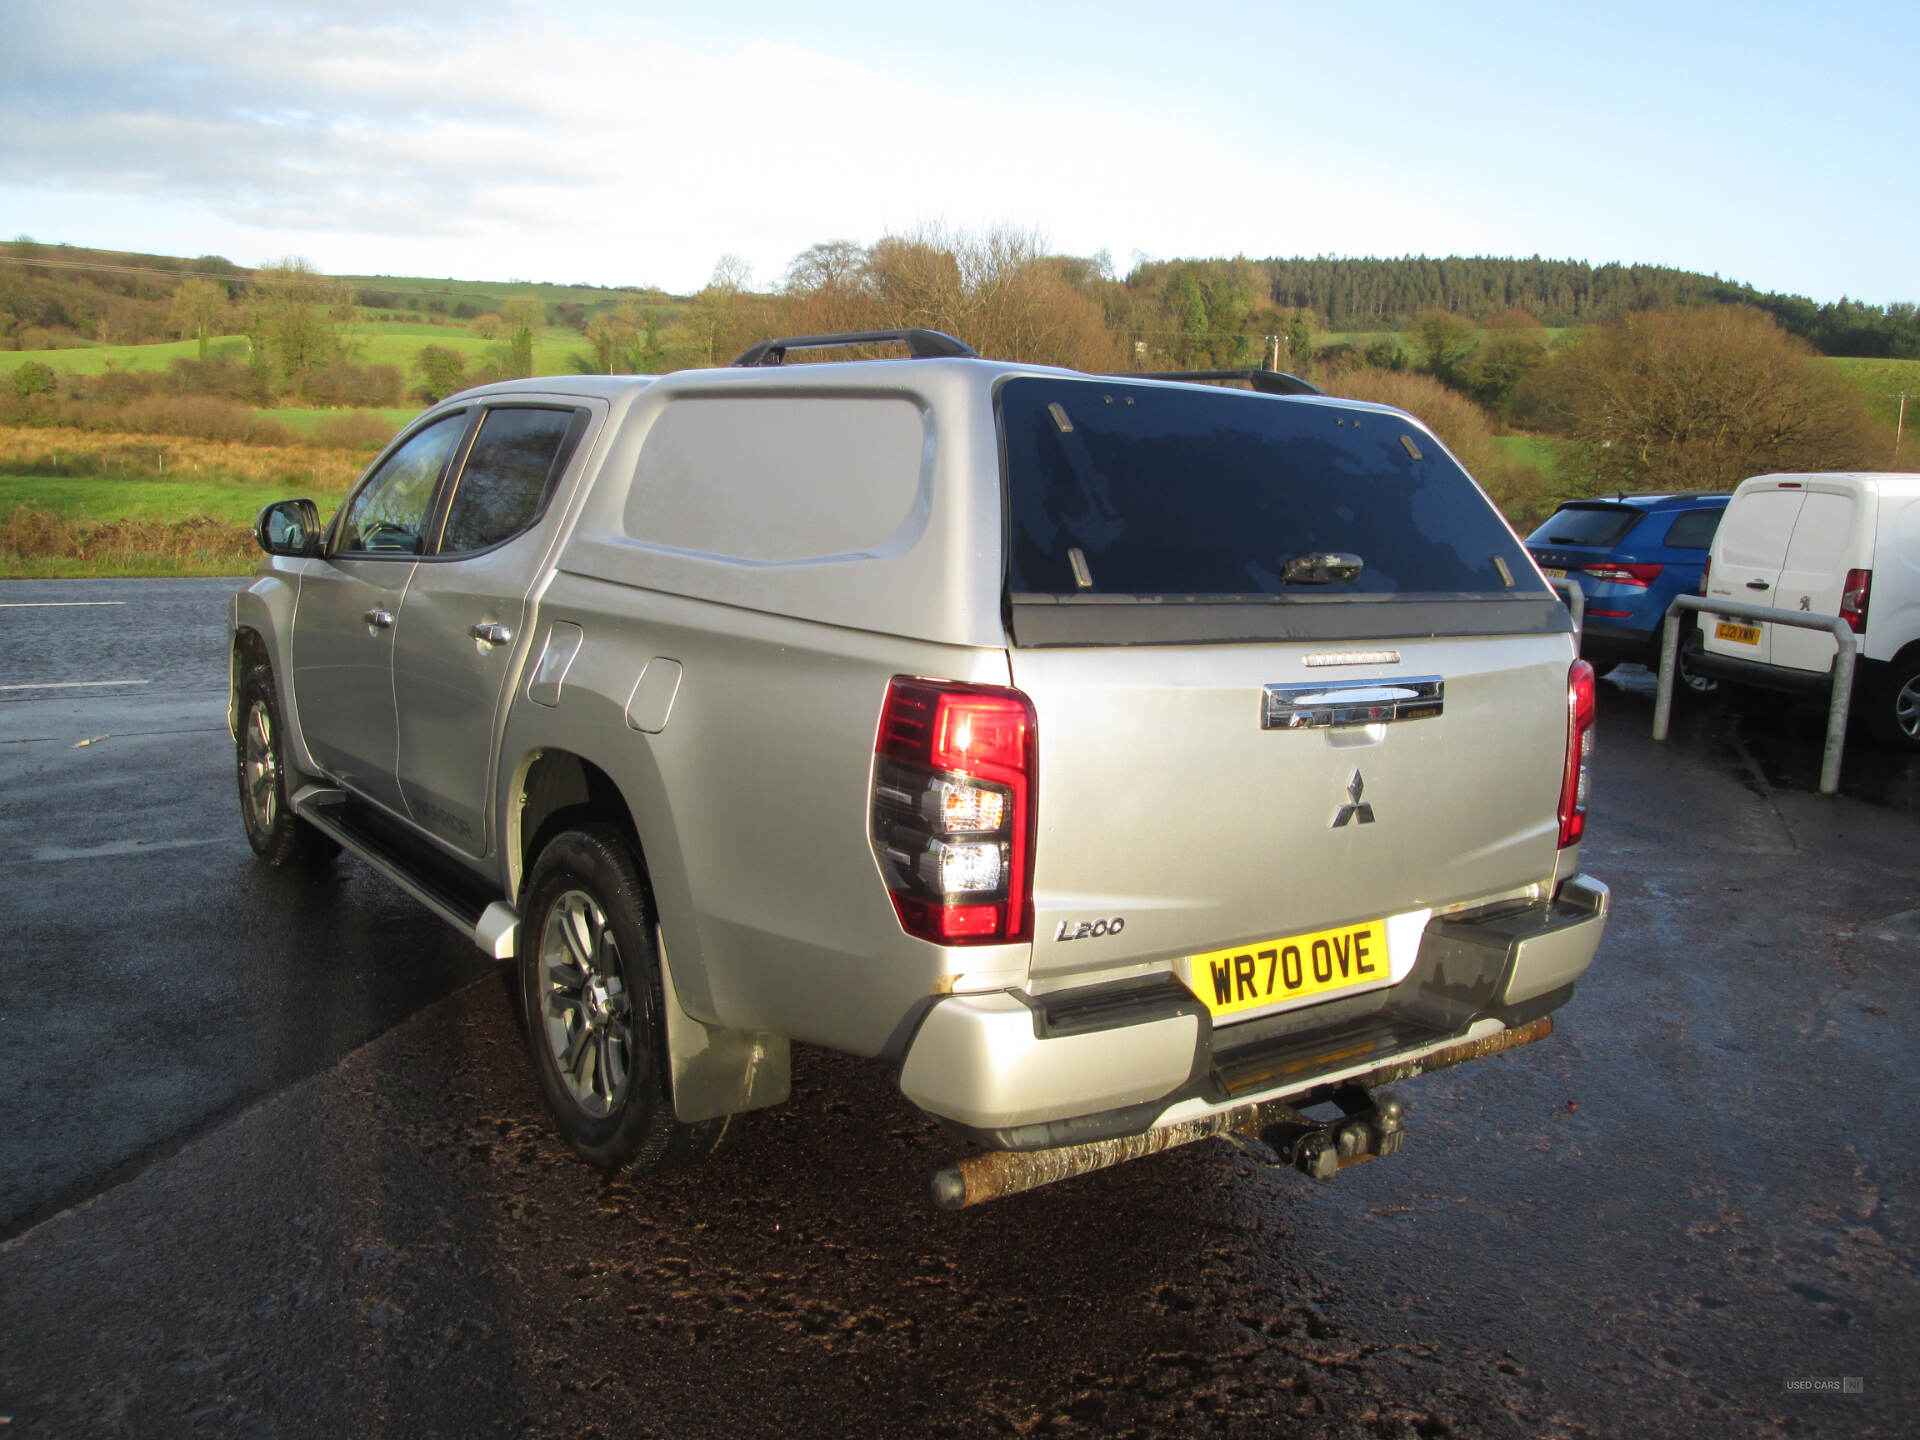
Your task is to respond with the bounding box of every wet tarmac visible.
[1,584,1915,1438]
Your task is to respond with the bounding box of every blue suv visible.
[1524,493,1729,679]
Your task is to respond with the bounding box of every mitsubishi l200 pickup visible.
[232,329,1607,1206]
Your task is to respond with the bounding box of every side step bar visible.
[291,786,519,959]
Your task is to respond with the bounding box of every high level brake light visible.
[871,678,1037,944]
[1840,568,1872,634]
[1559,660,1596,849]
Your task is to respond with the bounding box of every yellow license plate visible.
[1715,620,1761,645]
[1184,919,1388,1019]
[1542,567,1567,579]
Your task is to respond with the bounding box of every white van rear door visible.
[1705,487,1804,665]
[1770,490,1859,673]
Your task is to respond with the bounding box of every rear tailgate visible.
[1011,633,1571,1017]
[994,372,1579,1029]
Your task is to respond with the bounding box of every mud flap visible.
[658,930,790,1123]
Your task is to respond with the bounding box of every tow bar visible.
[929,1015,1551,1209]
[1258,1084,1404,1181]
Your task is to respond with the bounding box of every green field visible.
[1822,356,1920,441]
[1,475,298,526]
[0,327,595,379]
[0,337,217,375]
[259,406,416,438]
[1494,434,1566,482]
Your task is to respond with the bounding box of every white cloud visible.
[0,1,1477,289]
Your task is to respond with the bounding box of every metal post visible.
[1549,575,1584,641]
[1822,639,1858,795]
[1653,607,1680,741]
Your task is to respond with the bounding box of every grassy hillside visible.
[0,425,365,577]
[0,328,596,383]
[1823,356,1920,447]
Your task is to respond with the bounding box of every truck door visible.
[390,404,593,858]
[290,411,469,812]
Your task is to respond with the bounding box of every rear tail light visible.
[1581,562,1663,587]
[1559,660,1596,849]
[871,677,1036,944]
[1840,568,1871,634]
[1700,557,1711,596]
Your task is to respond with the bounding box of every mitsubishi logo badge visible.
[1331,770,1375,828]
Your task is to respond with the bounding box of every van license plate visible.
[1184,920,1387,1019]
[1715,621,1761,645]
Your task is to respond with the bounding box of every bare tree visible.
[247,259,353,391]
[168,277,230,361]
[1541,306,1877,493]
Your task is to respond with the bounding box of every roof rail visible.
[731,329,979,367]
[1117,368,1323,397]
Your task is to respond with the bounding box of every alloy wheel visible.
[537,889,635,1118]
[243,702,279,836]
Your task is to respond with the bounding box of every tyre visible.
[1675,626,1720,700]
[518,826,733,1174]
[236,663,340,867]
[1871,654,1920,752]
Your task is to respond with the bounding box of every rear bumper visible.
[899,875,1609,1148]
[1686,647,1833,694]
[1579,619,1660,666]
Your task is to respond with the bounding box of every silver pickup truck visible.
[232,329,1606,1207]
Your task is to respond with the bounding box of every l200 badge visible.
[1053,917,1126,941]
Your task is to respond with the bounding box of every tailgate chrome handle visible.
[1264,676,1444,730]
[470,622,513,646]
[363,608,394,630]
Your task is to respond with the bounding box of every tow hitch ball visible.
[1260,1085,1405,1182]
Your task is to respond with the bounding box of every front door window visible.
[337,414,466,555]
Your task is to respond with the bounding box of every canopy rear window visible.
[1000,378,1538,603]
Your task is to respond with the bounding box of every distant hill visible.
[3,238,1915,359]
[0,240,667,351]
[1128,255,1920,359]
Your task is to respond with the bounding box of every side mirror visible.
[255,499,322,557]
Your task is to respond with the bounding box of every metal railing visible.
[1654,595,1860,794]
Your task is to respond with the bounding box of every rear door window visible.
[1526,504,1640,549]
[999,377,1536,599]
[435,405,588,554]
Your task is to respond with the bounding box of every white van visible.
[1695,472,1920,748]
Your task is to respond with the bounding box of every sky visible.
[1,0,1914,305]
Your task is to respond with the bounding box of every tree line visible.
[7,235,1916,361]
[4,230,1909,517]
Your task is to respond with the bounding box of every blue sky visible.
[1,0,1913,304]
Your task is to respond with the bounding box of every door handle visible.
[1745,580,1771,591]
[470,622,513,646]
[363,608,394,629]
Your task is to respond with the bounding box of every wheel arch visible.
[229,625,272,739]
[505,744,790,1125]
[510,748,645,906]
